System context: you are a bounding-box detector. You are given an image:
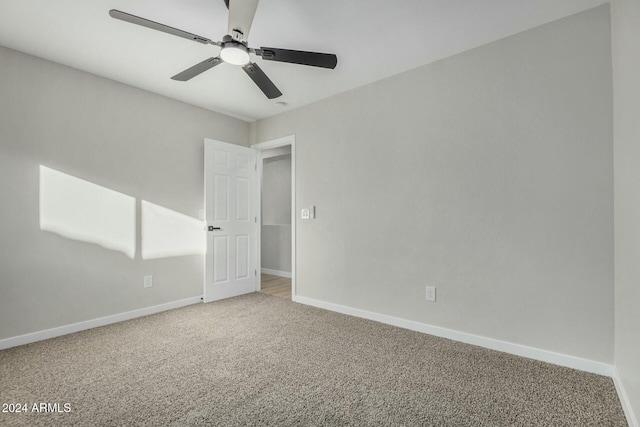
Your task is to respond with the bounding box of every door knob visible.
[207,226,222,231]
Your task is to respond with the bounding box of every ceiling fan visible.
[109,0,337,99]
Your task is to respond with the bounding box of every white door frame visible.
[251,135,296,298]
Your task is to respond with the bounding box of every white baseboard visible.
[613,367,639,427]
[261,268,292,278]
[293,295,614,377]
[0,296,202,351]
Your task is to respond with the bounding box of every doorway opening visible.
[252,136,295,301]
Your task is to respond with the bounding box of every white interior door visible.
[204,139,257,302]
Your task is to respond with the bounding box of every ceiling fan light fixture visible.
[220,41,250,66]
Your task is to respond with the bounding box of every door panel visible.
[205,139,257,302]
[213,175,229,221]
[213,236,229,283]
[236,177,250,221]
[236,235,249,279]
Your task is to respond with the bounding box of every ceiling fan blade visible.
[242,62,282,99]
[171,57,223,81]
[227,0,259,42]
[259,47,337,69]
[109,9,217,45]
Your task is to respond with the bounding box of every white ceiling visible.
[0,0,608,122]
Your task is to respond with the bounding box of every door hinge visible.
[255,162,257,171]
[255,269,257,276]
[255,216,257,223]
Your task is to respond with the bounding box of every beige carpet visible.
[0,293,627,426]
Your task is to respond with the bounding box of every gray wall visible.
[261,155,292,273]
[262,155,292,225]
[261,226,292,273]
[0,46,249,340]
[612,0,640,419]
[256,6,614,362]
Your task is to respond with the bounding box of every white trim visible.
[613,367,639,427]
[255,150,263,292]
[261,146,291,160]
[252,135,295,151]
[0,296,202,350]
[293,295,614,377]
[291,140,296,298]
[251,135,296,298]
[261,268,292,278]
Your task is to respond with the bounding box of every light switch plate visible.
[301,208,310,219]
[426,286,436,301]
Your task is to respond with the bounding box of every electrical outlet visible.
[426,286,436,302]
[301,208,310,219]
[144,275,153,288]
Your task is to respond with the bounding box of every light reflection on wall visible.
[39,166,136,259]
[141,200,205,260]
